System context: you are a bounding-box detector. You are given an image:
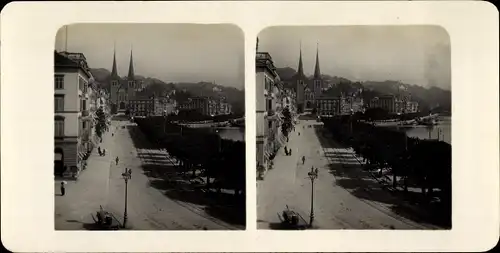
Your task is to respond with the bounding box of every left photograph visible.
[53,24,246,230]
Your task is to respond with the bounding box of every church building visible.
[109,47,145,113]
[292,44,325,113]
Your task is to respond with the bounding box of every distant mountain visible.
[275,67,297,81]
[176,82,245,115]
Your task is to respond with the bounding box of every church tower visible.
[109,44,120,109]
[295,43,307,112]
[126,47,137,101]
[313,43,323,97]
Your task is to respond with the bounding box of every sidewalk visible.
[54,123,118,230]
[257,121,303,228]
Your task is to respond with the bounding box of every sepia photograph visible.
[53,23,246,230]
[256,26,452,230]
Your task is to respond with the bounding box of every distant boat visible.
[418,118,438,126]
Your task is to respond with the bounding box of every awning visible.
[55,153,63,161]
[78,152,86,161]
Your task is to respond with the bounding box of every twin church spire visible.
[296,41,322,80]
[110,43,136,81]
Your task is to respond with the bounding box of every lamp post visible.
[121,168,132,228]
[307,167,319,227]
[350,108,354,135]
[163,109,167,134]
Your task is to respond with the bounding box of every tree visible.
[281,107,292,137]
[94,107,107,139]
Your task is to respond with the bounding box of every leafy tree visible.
[281,107,292,137]
[94,107,107,138]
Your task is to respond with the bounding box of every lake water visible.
[393,116,451,144]
[214,127,245,142]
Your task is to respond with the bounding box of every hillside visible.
[275,67,451,113]
[176,82,245,115]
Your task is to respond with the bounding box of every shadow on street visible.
[127,124,246,227]
[313,125,451,228]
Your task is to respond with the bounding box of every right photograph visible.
[255,26,451,230]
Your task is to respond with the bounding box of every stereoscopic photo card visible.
[1,1,498,252]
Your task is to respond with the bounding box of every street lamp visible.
[163,109,167,134]
[307,167,319,227]
[121,168,132,228]
[350,108,354,135]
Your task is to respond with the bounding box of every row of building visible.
[368,95,418,115]
[54,51,111,176]
[177,96,232,116]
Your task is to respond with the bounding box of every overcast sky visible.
[55,24,244,89]
[258,26,451,90]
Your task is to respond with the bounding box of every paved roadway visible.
[257,118,436,229]
[55,119,238,230]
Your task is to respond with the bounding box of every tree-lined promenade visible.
[322,116,451,227]
[134,116,245,211]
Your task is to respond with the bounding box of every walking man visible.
[115,156,119,165]
[60,181,66,196]
[302,156,305,164]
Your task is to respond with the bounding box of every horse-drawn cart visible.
[90,205,122,230]
[277,205,309,230]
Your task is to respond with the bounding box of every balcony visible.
[256,52,277,74]
[81,110,89,117]
[267,110,275,117]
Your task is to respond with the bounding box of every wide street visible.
[257,116,436,229]
[55,118,239,230]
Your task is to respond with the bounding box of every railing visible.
[267,110,275,117]
[81,110,89,117]
[256,52,272,61]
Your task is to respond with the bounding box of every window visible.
[55,118,64,137]
[79,77,85,91]
[82,121,87,129]
[268,120,272,129]
[267,99,272,111]
[55,75,64,89]
[111,80,118,87]
[55,95,64,112]
[81,99,87,111]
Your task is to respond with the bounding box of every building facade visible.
[129,96,158,117]
[54,51,93,176]
[109,47,145,113]
[293,45,324,113]
[178,96,232,116]
[316,96,341,116]
[369,94,419,114]
[178,96,210,115]
[256,52,282,175]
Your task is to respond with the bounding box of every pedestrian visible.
[103,149,106,156]
[298,132,300,136]
[290,149,292,156]
[302,156,305,164]
[116,156,119,165]
[284,146,288,154]
[60,181,66,196]
[112,133,114,137]
[98,147,101,156]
